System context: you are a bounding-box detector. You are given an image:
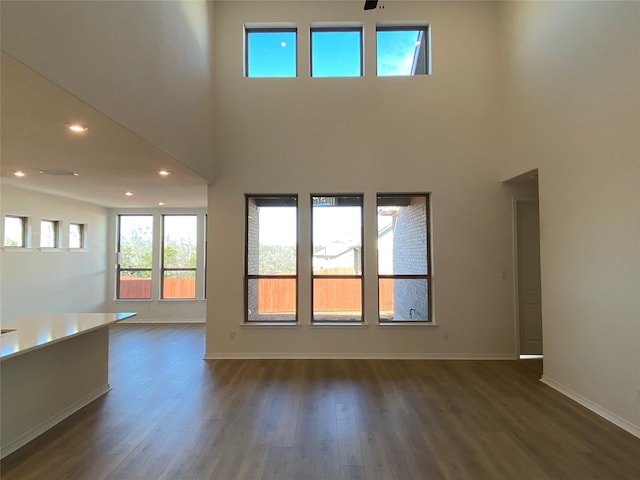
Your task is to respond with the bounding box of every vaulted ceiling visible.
[1,0,215,208]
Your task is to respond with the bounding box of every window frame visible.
[311,194,364,324]
[116,214,154,300]
[40,219,60,248]
[376,193,432,323]
[244,194,299,324]
[244,27,298,78]
[69,223,86,249]
[3,215,28,248]
[310,26,364,78]
[376,25,430,77]
[161,214,198,300]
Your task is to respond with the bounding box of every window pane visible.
[377,195,428,275]
[40,220,57,248]
[312,196,362,275]
[163,215,197,269]
[247,278,296,322]
[380,278,429,321]
[313,278,362,322]
[69,223,83,248]
[246,195,297,322]
[247,196,297,276]
[119,270,152,299]
[246,29,297,78]
[311,29,362,77]
[4,216,25,247]
[119,215,153,268]
[377,27,428,76]
[163,270,196,299]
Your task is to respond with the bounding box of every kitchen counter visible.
[1,312,135,360]
[1,312,135,458]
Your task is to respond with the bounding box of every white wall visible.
[206,1,517,357]
[0,185,109,322]
[500,1,640,434]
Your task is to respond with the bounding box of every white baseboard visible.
[0,384,111,459]
[203,352,516,360]
[119,318,205,324]
[540,375,640,439]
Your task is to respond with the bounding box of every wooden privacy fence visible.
[257,278,394,313]
[118,277,195,299]
[119,277,394,311]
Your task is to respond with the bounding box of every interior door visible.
[516,200,543,355]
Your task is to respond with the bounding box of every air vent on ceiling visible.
[39,169,79,176]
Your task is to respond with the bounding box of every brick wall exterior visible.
[247,198,259,319]
[392,196,429,320]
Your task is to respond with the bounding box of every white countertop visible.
[0,312,136,360]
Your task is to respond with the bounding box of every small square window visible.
[4,215,27,247]
[40,220,59,248]
[245,28,297,78]
[69,223,85,249]
[377,26,429,76]
[311,27,363,77]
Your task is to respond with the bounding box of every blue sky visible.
[247,30,297,77]
[247,29,421,77]
[377,29,421,76]
[311,30,361,77]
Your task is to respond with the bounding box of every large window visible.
[245,195,298,322]
[3,215,27,247]
[245,28,297,78]
[312,195,363,322]
[377,194,431,322]
[376,26,429,76]
[117,215,153,299]
[310,27,363,77]
[40,219,59,248]
[162,215,198,299]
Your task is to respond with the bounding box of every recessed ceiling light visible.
[158,170,171,176]
[67,124,88,133]
[125,191,134,196]
[158,202,165,206]
[14,171,26,177]
[281,41,287,47]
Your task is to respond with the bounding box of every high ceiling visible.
[1,54,207,208]
[0,0,214,209]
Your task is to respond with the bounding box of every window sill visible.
[1,247,34,252]
[241,322,299,328]
[310,322,368,328]
[159,298,199,302]
[68,248,88,253]
[113,299,153,303]
[113,299,204,303]
[39,247,65,253]
[377,322,437,327]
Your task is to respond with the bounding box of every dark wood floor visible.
[2,324,639,480]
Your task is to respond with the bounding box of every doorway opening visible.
[505,169,543,358]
